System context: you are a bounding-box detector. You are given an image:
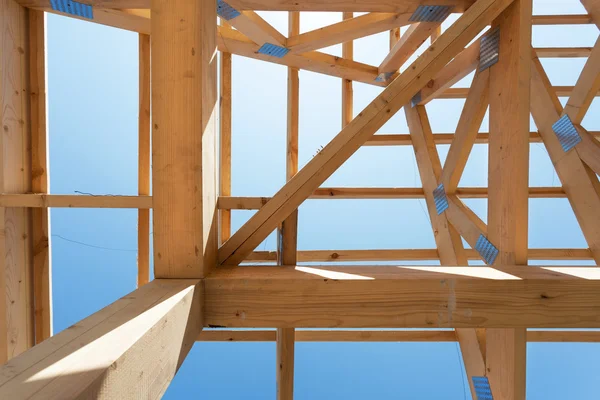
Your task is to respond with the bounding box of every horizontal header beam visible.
[205,265,600,328]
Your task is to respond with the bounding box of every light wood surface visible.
[220,21,233,244]
[152,0,218,278]
[137,33,150,287]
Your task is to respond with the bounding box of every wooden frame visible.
[1,0,599,398]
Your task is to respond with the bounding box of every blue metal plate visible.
[433,183,448,215]
[479,27,500,71]
[552,114,582,152]
[472,376,493,400]
[411,91,422,107]
[475,234,499,265]
[409,5,453,22]
[50,0,93,19]
[257,43,290,58]
[217,0,240,20]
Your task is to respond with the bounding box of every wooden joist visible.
[205,265,600,328]
[219,0,517,266]
[220,22,233,245]
[225,10,287,47]
[197,329,600,343]
[0,279,203,399]
[223,0,477,12]
[245,248,594,263]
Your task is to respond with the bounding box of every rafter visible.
[226,0,477,13]
[225,10,287,47]
[530,54,600,265]
[219,0,518,266]
[287,12,412,54]
[378,21,445,80]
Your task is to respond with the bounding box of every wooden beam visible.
[486,2,532,398]
[152,0,218,278]
[378,22,444,79]
[197,329,600,343]
[246,248,594,263]
[440,67,490,193]
[137,33,151,287]
[220,21,232,244]
[287,13,412,54]
[29,9,52,344]
[535,47,592,58]
[531,14,592,25]
[205,265,600,328]
[219,0,517,266]
[342,12,354,127]
[226,0,476,12]
[0,194,152,208]
[0,279,202,399]
[531,55,600,265]
[0,0,35,360]
[434,85,589,99]
[217,26,385,87]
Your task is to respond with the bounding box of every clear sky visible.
[46,0,600,398]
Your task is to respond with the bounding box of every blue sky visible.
[46,1,600,398]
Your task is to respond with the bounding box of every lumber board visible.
[580,0,600,29]
[341,12,354,128]
[0,194,152,208]
[226,10,287,47]
[197,329,600,343]
[152,0,218,278]
[0,0,35,360]
[0,279,202,399]
[138,33,150,287]
[227,0,476,12]
[205,265,600,328]
[29,9,52,343]
[276,327,294,400]
[219,0,517,266]
[220,20,232,244]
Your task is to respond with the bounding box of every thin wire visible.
[454,341,468,400]
[52,234,137,253]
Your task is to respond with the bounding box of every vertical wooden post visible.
[0,0,35,360]
[219,21,232,245]
[342,12,353,128]
[151,0,218,278]
[137,33,151,287]
[487,1,531,399]
[29,9,52,343]
[276,11,299,400]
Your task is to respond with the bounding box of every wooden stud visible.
[0,0,35,360]
[29,9,52,343]
[152,0,218,278]
[220,21,233,244]
[138,33,151,287]
[219,0,517,266]
[341,12,354,128]
[0,279,203,399]
[276,327,295,400]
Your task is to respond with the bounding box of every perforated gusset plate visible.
[475,234,499,265]
[433,184,448,215]
[479,27,500,71]
[50,0,93,19]
[552,114,582,152]
[257,43,290,58]
[472,376,493,400]
[409,5,453,22]
[217,0,240,20]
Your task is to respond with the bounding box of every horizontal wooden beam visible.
[197,329,600,342]
[0,194,152,208]
[0,279,202,399]
[245,248,593,263]
[217,187,568,209]
[205,265,600,328]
